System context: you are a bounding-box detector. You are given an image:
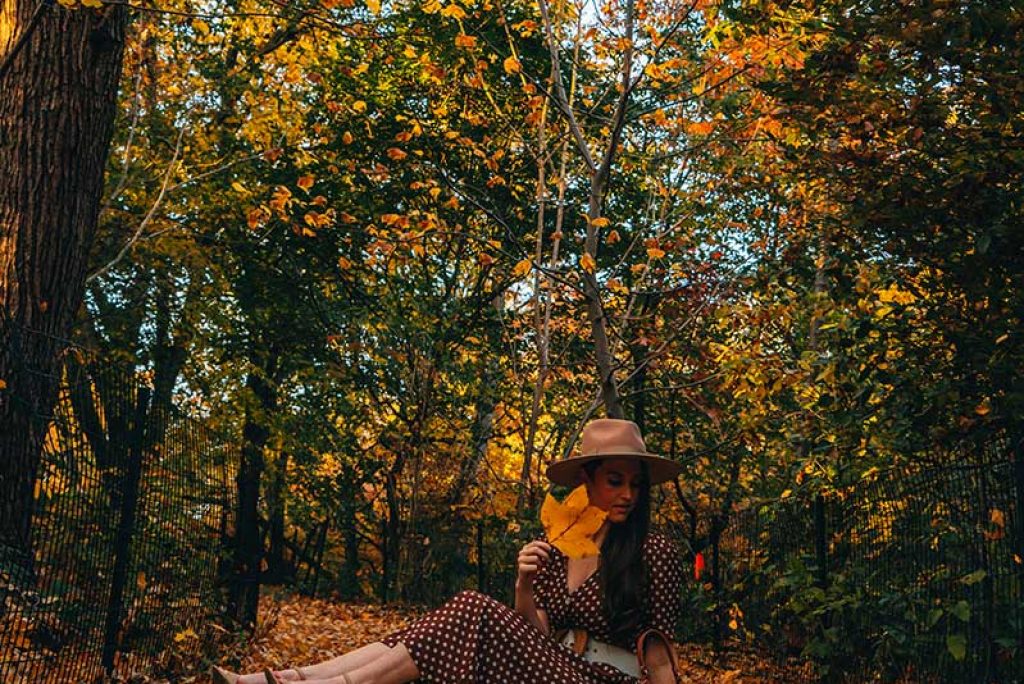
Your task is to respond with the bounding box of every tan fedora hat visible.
[546,418,684,487]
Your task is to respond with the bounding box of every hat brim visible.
[545,452,685,487]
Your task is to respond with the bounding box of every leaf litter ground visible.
[196,591,811,683]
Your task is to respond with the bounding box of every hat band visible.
[580,445,651,457]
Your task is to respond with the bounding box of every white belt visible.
[558,628,640,677]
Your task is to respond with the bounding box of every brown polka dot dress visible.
[380,532,684,683]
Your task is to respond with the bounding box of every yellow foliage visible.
[540,485,608,558]
[876,284,916,305]
[440,4,468,19]
[512,258,532,278]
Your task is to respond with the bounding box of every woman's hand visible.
[516,540,551,587]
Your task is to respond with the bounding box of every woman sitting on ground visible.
[213,418,684,684]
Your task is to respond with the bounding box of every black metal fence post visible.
[813,494,828,590]
[476,520,485,593]
[1014,435,1024,664]
[710,518,723,653]
[100,386,150,674]
[381,517,390,604]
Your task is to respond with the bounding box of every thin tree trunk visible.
[0,1,128,556]
[519,26,581,510]
[519,75,551,514]
[150,270,199,441]
[538,0,637,420]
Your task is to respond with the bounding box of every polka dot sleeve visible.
[531,536,554,613]
[644,533,684,635]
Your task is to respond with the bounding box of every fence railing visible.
[295,438,1021,683]
[711,438,1023,682]
[4,329,1018,683]
[0,336,238,682]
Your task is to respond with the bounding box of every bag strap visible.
[552,628,590,656]
[635,628,680,679]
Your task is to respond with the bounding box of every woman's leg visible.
[342,642,419,684]
[295,643,419,684]
[235,642,392,683]
[275,642,391,680]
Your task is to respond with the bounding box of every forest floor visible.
[199,590,812,683]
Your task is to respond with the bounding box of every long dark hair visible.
[583,459,651,642]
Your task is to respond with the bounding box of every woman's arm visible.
[513,540,552,635]
[514,579,550,635]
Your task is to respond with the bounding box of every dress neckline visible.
[565,557,600,596]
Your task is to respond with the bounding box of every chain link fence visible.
[0,331,238,682]
[712,437,1023,682]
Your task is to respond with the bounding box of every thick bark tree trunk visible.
[228,370,276,627]
[0,2,127,555]
[265,449,292,583]
[337,498,362,600]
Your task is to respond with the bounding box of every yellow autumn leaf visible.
[173,627,198,642]
[352,100,368,113]
[342,131,354,145]
[590,216,610,228]
[540,485,608,558]
[455,34,477,48]
[686,120,715,136]
[387,147,408,161]
[580,253,596,274]
[81,0,103,6]
[606,229,621,244]
[646,247,666,259]
[990,508,1005,528]
[0,379,7,391]
[366,0,381,14]
[297,175,315,192]
[440,4,467,19]
[512,258,532,278]
[503,56,522,74]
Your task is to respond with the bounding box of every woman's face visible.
[583,458,644,524]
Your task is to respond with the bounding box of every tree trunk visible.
[337,497,362,600]
[0,1,128,556]
[228,370,276,627]
[265,449,291,583]
[149,270,198,442]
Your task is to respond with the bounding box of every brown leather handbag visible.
[635,628,681,683]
